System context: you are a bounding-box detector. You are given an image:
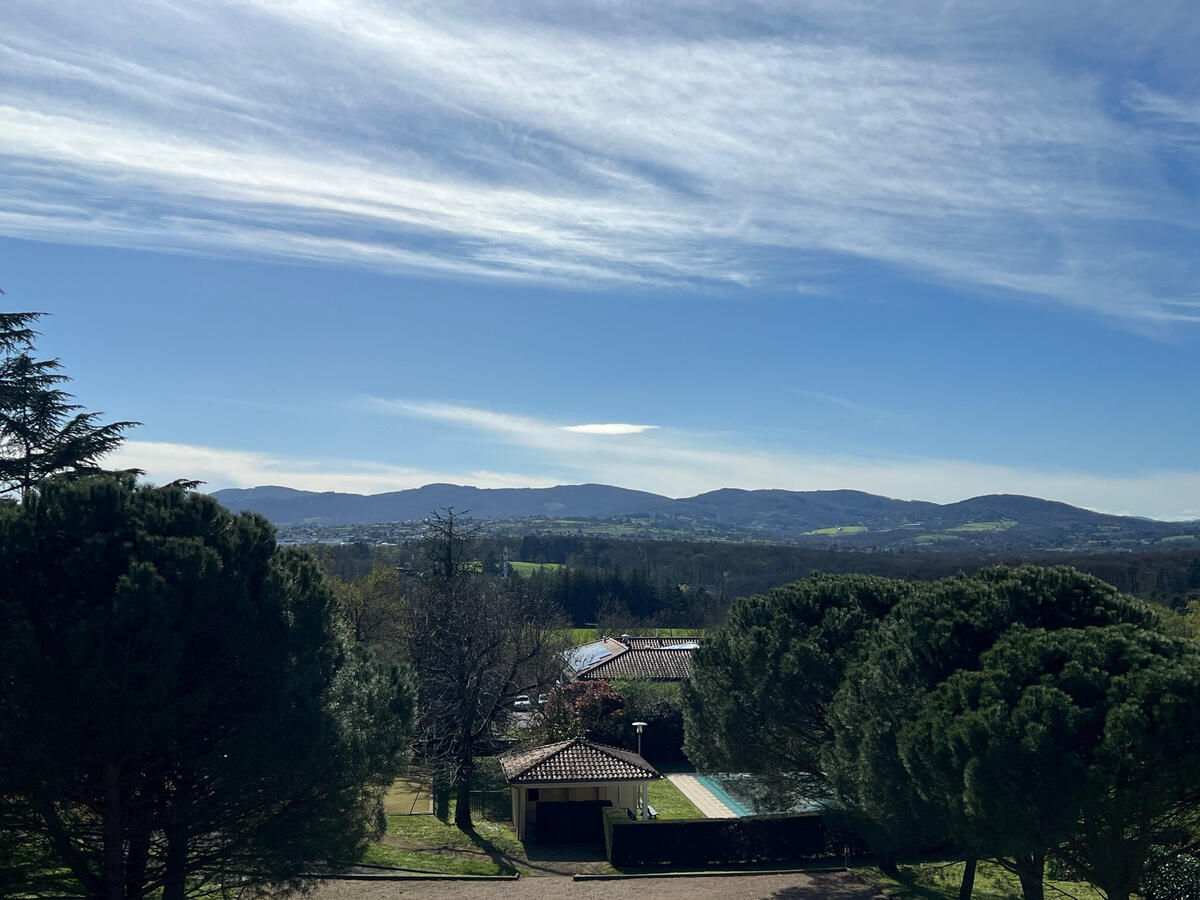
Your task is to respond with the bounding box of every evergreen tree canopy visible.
[0,312,138,496]
[0,474,413,900]
[900,624,1200,900]
[823,565,1160,893]
[683,572,914,798]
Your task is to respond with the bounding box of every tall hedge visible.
[602,808,840,867]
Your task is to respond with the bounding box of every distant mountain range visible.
[210,483,1200,551]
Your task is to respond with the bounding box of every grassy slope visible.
[857,860,1104,900]
[359,808,524,876]
[948,520,1018,533]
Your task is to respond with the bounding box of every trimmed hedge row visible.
[602,807,841,868]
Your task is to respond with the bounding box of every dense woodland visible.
[310,534,1200,628]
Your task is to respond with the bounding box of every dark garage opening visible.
[534,800,612,843]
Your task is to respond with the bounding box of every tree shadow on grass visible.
[886,869,952,900]
[770,870,894,899]
[461,827,521,875]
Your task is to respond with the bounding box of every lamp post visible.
[632,721,647,757]
[632,722,648,820]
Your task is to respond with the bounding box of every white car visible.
[513,694,532,711]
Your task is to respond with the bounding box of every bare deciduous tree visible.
[401,509,565,829]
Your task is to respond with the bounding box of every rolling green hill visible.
[214,484,1200,552]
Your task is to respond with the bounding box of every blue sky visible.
[3,1,1200,518]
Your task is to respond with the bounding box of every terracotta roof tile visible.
[500,738,660,784]
[576,647,695,681]
[623,636,701,648]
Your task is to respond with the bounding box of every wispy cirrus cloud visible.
[3,1,1200,321]
[108,440,558,494]
[1128,84,1200,142]
[794,389,902,424]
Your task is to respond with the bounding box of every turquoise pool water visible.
[695,774,754,816]
[695,774,826,817]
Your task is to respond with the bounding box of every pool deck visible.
[665,774,738,818]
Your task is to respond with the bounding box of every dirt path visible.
[302,869,887,900]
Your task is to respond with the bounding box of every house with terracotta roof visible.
[563,635,701,682]
[622,635,701,648]
[575,646,695,681]
[563,637,629,677]
[499,737,660,841]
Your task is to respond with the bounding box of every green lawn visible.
[1161,534,1197,543]
[382,770,431,815]
[648,777,704,819]
[857,860,1104,900]
[804,525,868,535]
[359,809,525,875]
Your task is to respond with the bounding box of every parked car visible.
[537,693,548,706]
[513,694,532,711]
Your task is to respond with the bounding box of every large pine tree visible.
[0,474,414,899]
[0,311,137,496]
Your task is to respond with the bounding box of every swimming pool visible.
[695,774,827,817]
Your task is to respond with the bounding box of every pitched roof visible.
[624,636,701,648]
[564,637,628,673]
[576,647,695,681]
[500,738,661,784]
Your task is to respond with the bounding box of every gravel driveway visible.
[300,869,887,900]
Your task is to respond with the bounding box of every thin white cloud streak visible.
[563,424,658,434]
[2,1,1199,320]
[1128,84,1200,141]
[369,399,1200,520]
[109,440,559,494]
[794,389,901,423]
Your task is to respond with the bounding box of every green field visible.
[561,627,701,645]
[804,525,868,535]
[507,560,565,575]
[913,533,963,544]
[1161,534,1197,543]
[947,519,1018,533]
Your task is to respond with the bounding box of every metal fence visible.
[468,789,511,822]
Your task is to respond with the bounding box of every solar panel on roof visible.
[566,642,617,671]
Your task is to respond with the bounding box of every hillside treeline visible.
[310,535,1200,627]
